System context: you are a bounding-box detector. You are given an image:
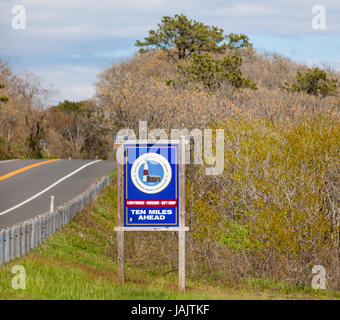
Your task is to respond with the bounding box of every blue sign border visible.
[123,143,179,227]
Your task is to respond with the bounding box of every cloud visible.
[1,0,339,40]
[0,0,339,104]
[306,59,340,71]
[29,64,101,105]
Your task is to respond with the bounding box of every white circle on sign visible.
[130,153,172,194]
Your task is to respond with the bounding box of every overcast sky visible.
[0,0,339,105]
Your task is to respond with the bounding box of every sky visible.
[0,0,339,105]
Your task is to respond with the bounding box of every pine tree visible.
[135,14,226,61]
[283,68,338,97]
[167,52,257,91]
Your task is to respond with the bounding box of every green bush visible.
[220,220,254,250]
[0,82,9,105]
[0,95,9,103]
[283,67,338,97]
[187,115,339,271]
[168,52,257,91]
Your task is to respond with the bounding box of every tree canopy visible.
[136,14,226,60]
[167,52,257,91]
[0,83,9,104]
[136,14,254,61]
[56,100,83,114]
[225,33,252,50]
[283,67,338,97]
[49,100,109,159]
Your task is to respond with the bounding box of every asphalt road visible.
[0,159,116,230]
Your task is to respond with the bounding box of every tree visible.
[225,33,253,50]
[57,100,83,113]
[0,60,11,107]
[0,81,9,158]
[135,14,226,61]
[49,100,109,159]
[167,52,257,91]
[283,67,338,97]
[0,66,15,156]
[13,73,51,158]
[0,83,9,105]
[25,111,46,158]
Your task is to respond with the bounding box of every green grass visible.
[0,171,339,300]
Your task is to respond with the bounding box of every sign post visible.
[178,143,186,290]
[117,145,125,283]
[114,139,188,290]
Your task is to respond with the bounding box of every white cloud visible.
[1,0,339,41]
[30,65,100,104]
[0,0,339,104]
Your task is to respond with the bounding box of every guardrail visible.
[0,176,110,264]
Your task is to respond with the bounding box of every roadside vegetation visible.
[0,174,338,300]
[0,13,339,294]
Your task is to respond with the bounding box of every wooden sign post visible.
[114,139,188,290]
[116,146,125,284]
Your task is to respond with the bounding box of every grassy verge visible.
[0,171,338,300]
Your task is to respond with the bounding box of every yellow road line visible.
[0,159,61,182]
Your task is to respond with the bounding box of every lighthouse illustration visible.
[142,159,161,183]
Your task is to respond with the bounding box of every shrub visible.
[0,82,9,105]
[95,49,340,288]
[283,67,338,97]
[168,52,257,91]
[187,116,339,273]
[220,220,254,250]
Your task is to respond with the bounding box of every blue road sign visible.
[123,143,179,227]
